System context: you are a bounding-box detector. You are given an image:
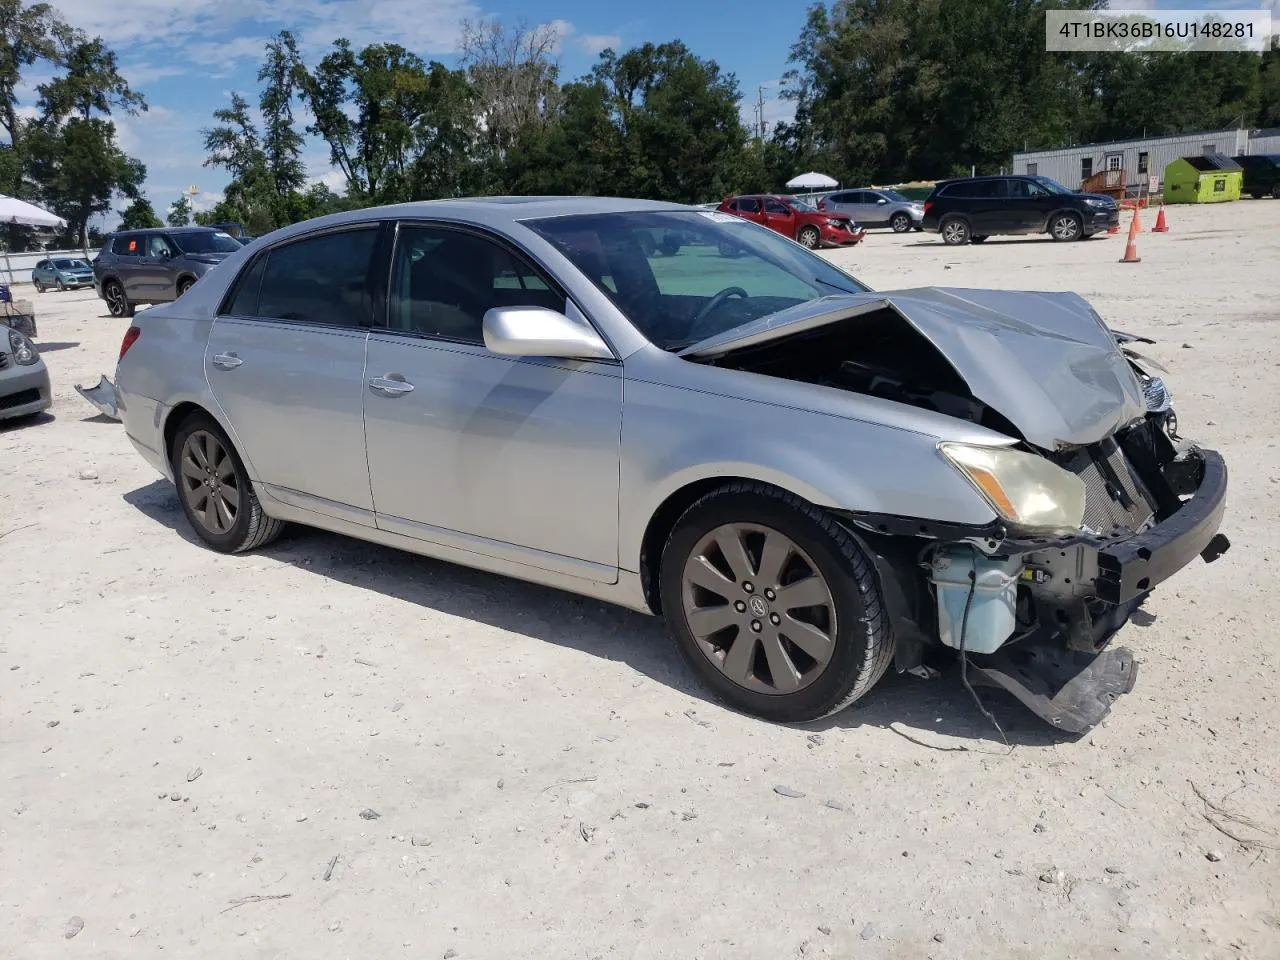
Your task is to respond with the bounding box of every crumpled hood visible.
[679,286,1147,450]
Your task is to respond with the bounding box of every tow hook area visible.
[965,642,1139,734]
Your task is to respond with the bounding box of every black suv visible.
[921,174,1120,245]
[93,226,243,317]
[1232,155,1280,199]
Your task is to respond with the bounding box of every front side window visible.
[172,231,243,255]
[525,211,869,351]
[763,198,789,214]
[233,227,378,326]
[387,224,565,343]
[147,235,175,258]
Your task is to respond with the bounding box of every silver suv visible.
[89,197,1230,732]
[819,189,924,232]
[93,227,244,317]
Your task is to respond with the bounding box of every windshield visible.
[172,231,242,254]
[53,258,89,269]
[525,210,869,351]
[1032,176,1073,195]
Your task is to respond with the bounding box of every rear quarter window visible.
[111,235,142,256]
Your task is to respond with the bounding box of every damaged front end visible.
[683,288,1230,733]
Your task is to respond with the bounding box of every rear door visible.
[203,224,383,523]
[960,180,1006,234]
[110,234,146,298]
[732,196,765,225]
[136,233,180,300]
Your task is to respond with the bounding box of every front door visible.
[362,222,623,581]
[851,190,888,225]
[204,224,382,521]
[762,197,796,237]
[134,233,179,301]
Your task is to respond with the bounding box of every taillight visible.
[119,326,140,360]
[923,201,934,215]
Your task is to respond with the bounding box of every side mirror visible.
[876,198,888,204]
[482,305,614,361]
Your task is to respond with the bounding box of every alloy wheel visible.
[891,213,911,232]
[942,220,968,244]
[680,522,837,696]
[178,430,241,536]
[797,226,820,248]
[105,282,127,317]
[1052,215,1081,241]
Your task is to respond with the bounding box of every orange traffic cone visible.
[1119,208,1141,263]
[1152,203,1168,232]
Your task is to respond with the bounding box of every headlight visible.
[1084,198,1111,208]
[938,442,1086,534]
[8,328,39,365]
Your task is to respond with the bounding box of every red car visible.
[716,193,866,248]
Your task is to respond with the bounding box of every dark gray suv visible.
[93,227,243,317]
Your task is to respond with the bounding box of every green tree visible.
[167,194,191,226]
[1260,46,1280,128]
[0,0,60,195]
[257,31,308,203]
[118,195,161,229]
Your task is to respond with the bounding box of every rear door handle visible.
[211,353,243,369]
[368,376,415,397]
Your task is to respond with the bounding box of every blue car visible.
[32,256,95,292]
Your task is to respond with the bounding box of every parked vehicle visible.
[1232,154,1280,199]
[31,257,95,292]
[0,325,51,421]
[92,227,243,317]
[208,221,257,244]
[717,193,865,248]
[921,175,1120,245]
[83,197,1229,732]
[819,189,924,232]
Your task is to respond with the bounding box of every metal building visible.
[1011,128,1280,193]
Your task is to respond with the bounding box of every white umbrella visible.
[0,194,65,228]
[785,171,839,190]
[0,195,65,288]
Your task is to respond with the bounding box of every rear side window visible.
[225,228,379,326]
[956,180,1001,198]
[735,197,761,213]
[111,234,141,256]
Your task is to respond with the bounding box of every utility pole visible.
[755,85,766,141]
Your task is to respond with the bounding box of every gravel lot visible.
[3,200,1278,960]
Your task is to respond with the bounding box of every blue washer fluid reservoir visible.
[930,545,1024,655]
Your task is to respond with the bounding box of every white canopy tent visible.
[0,194,67,288]
[785,171,839,190]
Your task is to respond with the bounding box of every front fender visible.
[618,378,999,572]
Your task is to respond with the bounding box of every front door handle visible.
[211,353,243,369]
[368,376,415,397]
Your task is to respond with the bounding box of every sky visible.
[27,0,812,228]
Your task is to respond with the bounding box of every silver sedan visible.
[95,197,1230,731]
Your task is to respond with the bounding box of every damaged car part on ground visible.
[91,197,1230,734]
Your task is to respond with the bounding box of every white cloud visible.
[575,33,621,56]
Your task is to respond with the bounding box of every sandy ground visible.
[2,200,1278,960]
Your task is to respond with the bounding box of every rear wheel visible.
[890,212,911,232]
[103,280,133,317]
[797,225,821,248]
[940,217,970,245]
[1050,212,1083,242]
[34,280,44,293]
[169,411,284,554]
[177,277,195,297]
[659,483,893,722]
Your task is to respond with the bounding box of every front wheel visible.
[34,281,44,293]
[659,483,893,722]
[940,217,970,245]
[56,279,66,291]
[170,411,284,554]
[1050,212,1083,242]
[890,212,912,233]
[796,225,821,249]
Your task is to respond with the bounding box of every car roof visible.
[111,226,223,236]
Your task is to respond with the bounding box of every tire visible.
[659,482,894,723]
[34,281,44,293]
[940,217,970,245]
[56,279,66,291]
[177,278,194,298]
[890,212,911,233]
[1272,184,1280,200]
[169,410,284,554]
[797,225,821,249]
[1050,212,1083,242]
[969,235,988,243]
[103,279,133,317]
